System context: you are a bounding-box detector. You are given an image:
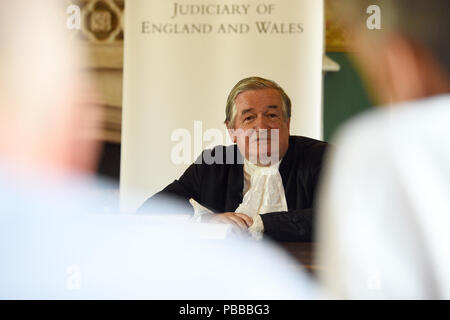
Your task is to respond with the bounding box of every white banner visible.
[121,0,324,212]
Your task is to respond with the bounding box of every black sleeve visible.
[137,155,204,215]
[261,209,314,242]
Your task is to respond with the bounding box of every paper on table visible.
[188,198,231,239]
[189,198,263,240]
[189,198,214,222]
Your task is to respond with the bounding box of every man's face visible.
[227,88,290,166]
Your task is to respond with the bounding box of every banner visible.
[121,0,324,212]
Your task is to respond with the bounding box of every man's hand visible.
[204,212,253,231]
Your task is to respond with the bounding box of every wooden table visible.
[278,242,319,274]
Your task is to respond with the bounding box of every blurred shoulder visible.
[331,94,450,154]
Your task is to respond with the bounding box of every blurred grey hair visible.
[332,0,450,75]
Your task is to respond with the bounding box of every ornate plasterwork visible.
[67,0,125,143]
[68,0,124,44]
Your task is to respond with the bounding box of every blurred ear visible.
[382,35,427,103]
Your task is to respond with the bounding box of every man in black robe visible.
[140,77,327,241]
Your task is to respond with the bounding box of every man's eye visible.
[244,116,254,122]
[268,114,278,118]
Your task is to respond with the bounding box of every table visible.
[278,242,319,274]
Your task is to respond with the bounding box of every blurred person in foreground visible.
[317,0,450,299]
[0,1,316,299]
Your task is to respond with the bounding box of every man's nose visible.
[253,115,269,130]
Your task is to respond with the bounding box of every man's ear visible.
[286,118,291,131]
[225,121,237,143]
[384,35,449,102]
[381,35,427,103]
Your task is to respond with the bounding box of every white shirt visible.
[317,95,450,299]
[236,159,288,239]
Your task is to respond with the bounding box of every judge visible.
[140,77,328,241]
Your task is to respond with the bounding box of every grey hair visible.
[333,0,450,75]
[225,76,291,128]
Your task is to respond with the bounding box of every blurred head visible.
[334,0,449,105]
[225,77,291,166]
[0,1,102,179]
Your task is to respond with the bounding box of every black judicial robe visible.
[139,135,328,242]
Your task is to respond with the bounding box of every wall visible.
[70,0,124,143]
[323,52,373,142]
